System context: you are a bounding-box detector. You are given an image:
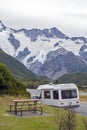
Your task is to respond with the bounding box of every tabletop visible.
[12,99,40,102]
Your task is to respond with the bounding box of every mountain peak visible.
[50,27,59,31]
[49,27,67,38]
[0,20,6,31]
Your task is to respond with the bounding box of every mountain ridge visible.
[0,48,36,79]
[0,20,87,80]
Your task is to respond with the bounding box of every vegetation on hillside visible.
[22,78,49,89]
[56,73,87,88]
[0,63,29,96]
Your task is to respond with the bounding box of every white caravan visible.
[37,83,80,108]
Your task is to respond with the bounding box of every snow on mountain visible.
[71,37,87,44]
[0,20,87,79]
[84,49,87,52]
[0,22,3,30]
[0,20,6,31]
[14,32,63,64]
[0,30,15,56]
[57,39,83,56]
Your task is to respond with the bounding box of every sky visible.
[0,0,87,37]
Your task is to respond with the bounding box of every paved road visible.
[77,92,87,116]
[75,102,87,116]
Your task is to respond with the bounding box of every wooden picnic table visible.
[11,99,40,115]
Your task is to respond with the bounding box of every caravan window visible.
[53,90,59,99]
[44,90,51,99]
[61,89,77,99]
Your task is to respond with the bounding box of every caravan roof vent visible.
[49,82,53,85]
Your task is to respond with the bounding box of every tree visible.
[0,63,13,89]
[0,63,29,96]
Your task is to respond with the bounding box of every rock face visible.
[0,20,87,80]
[31,48,87,80]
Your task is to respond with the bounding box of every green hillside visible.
[57,73,87,87]
[0,49,36,79]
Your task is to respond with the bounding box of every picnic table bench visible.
[9,99,43,116]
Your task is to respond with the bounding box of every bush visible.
[0,63,30,96]
[59,109,77,130]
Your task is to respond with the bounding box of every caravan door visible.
[41,90,53,105]
[52,90,60,106]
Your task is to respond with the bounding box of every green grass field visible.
[0,95,86,130]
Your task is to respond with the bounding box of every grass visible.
[0,95,87,130]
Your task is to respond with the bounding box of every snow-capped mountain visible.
[0,20,87,80]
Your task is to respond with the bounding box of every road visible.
[76,91,87,116]
[75,102,87,116]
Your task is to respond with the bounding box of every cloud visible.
[0,0,87,36]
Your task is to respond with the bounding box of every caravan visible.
[37,83,80,108]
